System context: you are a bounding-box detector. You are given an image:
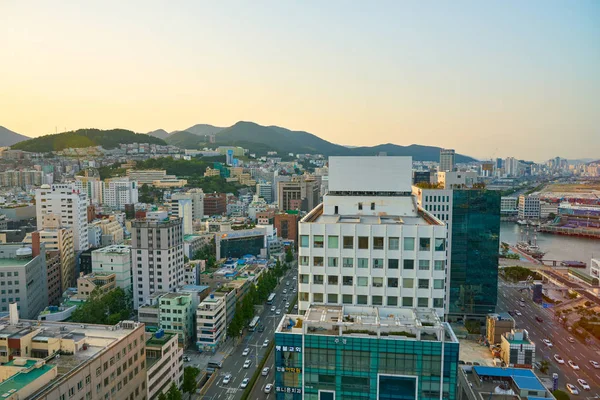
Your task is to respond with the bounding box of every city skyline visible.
[2,1,599,160]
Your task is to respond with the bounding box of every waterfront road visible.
[498,280,600,395]
[199,265,297,400]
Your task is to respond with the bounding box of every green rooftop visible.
[146,332,175,348]
[0,363,55,394]
[0,258,32,268]
[506,339,531,345]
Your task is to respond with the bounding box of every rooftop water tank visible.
[15,247,33,259]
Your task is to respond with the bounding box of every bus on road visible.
[267,293,276,305]
[249,316,260,331]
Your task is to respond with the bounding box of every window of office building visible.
[388,278,398,288]
[419,238,431,251]
[343,257,353,268]
[328,236,338,249]
[404,237,415,251]
[328,257,338,267]
[373,258,384,269]
[358,236,369,249]
[357,277,368,287]
[343,236,354,249]
[418,297,429,307]
[419,260,430,270]
[372,295,383,306]
[434,260,445,271]
[418,279,429,289]
[434,279,444,289]
[403,297,413,307]
[357,258,369,268]
[388,259,399,269]
[314,235,324,248]
[403,278,414,288]
[373,237,384,250]
[435,238,446,251]
[313,257,324,267]
[357,295,368,305]
[403,259,414,270]
[387,296,398,306]
[388,237,399,250]
[300,235,309,247]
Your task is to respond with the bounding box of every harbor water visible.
[500,221,600,265]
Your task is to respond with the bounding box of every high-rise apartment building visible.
[439,148,456,172]
[25,214,76,295]
[35,183,89,251]
[0,244,48,319]
[103,177,139,208]
[298,157,448,315]
[131,212,185,309]
[413,187,500,318]
[169,197,193,235]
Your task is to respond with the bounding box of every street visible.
[197,265,297,400]
[497,280,600,394]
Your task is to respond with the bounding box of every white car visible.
[293,289,297,293]
[554,354,565,364]
[276,309,281,315]
[294,304,298,310]
[240,378,250,388]
[577,378,590,390]
[567,336,575,343]
[293,276,297,280]
[542,339,553,347]
[242,348,250,356]
[243,359,252,369]
[285,302,290,308]
[590,360,600,369]
[286,281,290,286]
[283,289,287,294]
[263,339,270,347]
[566,383,579,395]
[270,306,276,312]
[222,374,232,385]
[264,383,273,393]
[514,310,522,316]
[262,367,270,376]
[568,360,580,370]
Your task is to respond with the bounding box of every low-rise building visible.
[0,313,146,400]
[92,244,132,293]
[159,292,194,348]
[500,197,518,216]
[500,329,535,368]
[274,305,459,399]
[138,292,164,331]
[518,195,540,220]
[145,331,183,400]
[75,272,117,300]
[196,294,226,352]
[486,313,515,345]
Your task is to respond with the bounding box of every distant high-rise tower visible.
[439,149,455,172]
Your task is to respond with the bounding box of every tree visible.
[552,390,570,400]
[285,248,294,263]
[158,392,168,400]
[539,360,550,374]
[182,366,200,399]
[70,287,132,325]
[167,383,183,400]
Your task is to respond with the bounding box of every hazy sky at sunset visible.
[1,1,598,160]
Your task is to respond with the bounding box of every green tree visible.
[285,248,294,263]
[182,366,200,399]
[70,287,132,325]
[167,383,183,400]
[539,360,550,374]
[552,390,570,400]
[158,392,168,400]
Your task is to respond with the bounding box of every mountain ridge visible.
[0,126,30,147]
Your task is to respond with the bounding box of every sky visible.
[1,1,599,161]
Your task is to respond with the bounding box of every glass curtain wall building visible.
[274,305,459,400]
[448,190,500,316]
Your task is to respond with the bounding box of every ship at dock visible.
[516,225,546,259]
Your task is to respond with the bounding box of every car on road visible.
[590,360,600,369]
[554,354,565,364]
[514,310,522,316]
[286,281,290,286]
[293,276,297,280]
[240,378,250,388]
[519,301,525,307]
[568,360,580,370]
[222,374,232,385]
[276,309,281,315]
[535,316,543,323]
[243,359,252,369]
[258,324,265,332]
[542,339,553,347]
[262,367,270,376]
[285,302,290,308]
[183,356,191,362]
[577,378,590,390]
[242,348,250,356]
[263,339,270,347]
[566,383,579,395]
[567,336,575,343]
[283,289,287,294]
[264,383,273,393]
[293,289,297,293]
[294,304,298,310]
[270,306,276,312]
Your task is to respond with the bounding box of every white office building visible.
[196,294,226,351]
[298,157,448,316]
[35,183,89,251]
[518,195,540,220]
[92,244,132,292]
[131,212,185,309]
[103,177,138,208]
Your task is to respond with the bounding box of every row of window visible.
[300,275,445,289]
[0,271,18,277]
[300,235,445,252]
[301,293,444,308]
[300,257,445,270]
[425,195,450,203]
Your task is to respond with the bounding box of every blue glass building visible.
[274,305,460,400]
